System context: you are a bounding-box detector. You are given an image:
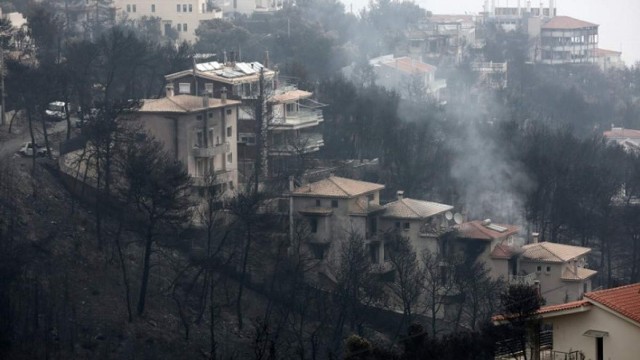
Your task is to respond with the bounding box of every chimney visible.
[165,83,174,97]
[397,190,404,200]
[264,50,270,68]
[230,50,235,64]
[220,87,227,104]
[223,50,227,64]
[532,232,540,243]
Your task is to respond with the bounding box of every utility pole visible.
[1,40,5,127]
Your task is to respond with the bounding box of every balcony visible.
[270,109,324,130]
[370,261,394,274]
[192,169,234,186]
[269,132,324,156]
[192,142,230,157]
[509,272,538,286]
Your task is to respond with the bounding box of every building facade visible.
[539,16,599,65]
[136,87,241,195]
[113,0,223,42]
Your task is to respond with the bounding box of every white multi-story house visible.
[367,55,447,101]
[113,0,223,42]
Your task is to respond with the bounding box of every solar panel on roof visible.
[201,63,214,71]
[210,61,222,70]
[195,64,207,71]
[236,63,256,75]
[251,62,264,70]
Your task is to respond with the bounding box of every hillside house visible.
[134,86,241,196]
[368,55,447,101]
[539,16,599,65]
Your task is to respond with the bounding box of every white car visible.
[19,142,48,157]
[45,101,67,121]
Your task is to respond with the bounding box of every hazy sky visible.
[344,0,640,65]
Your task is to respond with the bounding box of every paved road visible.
[0,120,71,158]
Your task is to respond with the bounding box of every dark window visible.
[227,126,232,137]
[132,4,136,12]
[183,4,187,12]
[537,265,542,272]
[177,4,181,12]
[403,222,410,231]
[309,218,318,233]
[226,109,232,115]
[331,200,338,208]
[546,266,551,273]
[126,4,131,12]
[151,4,155,12]
[315,199,321,207]
[188,4,193,12]
[596,337,603,360]
[183,23,187,32]
[367,193,374,201]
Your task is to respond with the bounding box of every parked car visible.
[45,101,67,121]
[19,142,48,157]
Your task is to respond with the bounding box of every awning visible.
[582,330,609,338]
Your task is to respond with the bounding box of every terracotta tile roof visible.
[603,127,640,140]
[542,16,598,30]
[521,242,591,263]
[456,220,519,241]
[561,266,598,281]
[269,89,312,103]
[139,95,240,113]
[382,198,453,220]
[292,176,384,198]
[381,57,437,74]
[492,300,591,322]
[585,283,640,324]
[491,243,514,259]
[593,48,622,57]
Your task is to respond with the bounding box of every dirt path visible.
[0,119,70,158]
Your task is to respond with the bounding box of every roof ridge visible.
[539,242,563,262]
[586,282,640,297]
[327,176,349,197]
[166,96,189,112]
[401,198,422,218]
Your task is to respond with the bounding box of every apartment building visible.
[113,0,223,42]
[135,86,241,195]
[165,60,325,182]
[483,0,556,34]
[539,16,599,65]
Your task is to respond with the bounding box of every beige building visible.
[291,176,385,277]
[379,191,453,260]
[136,88,241,195]
[536,283,640,360]
[519,241,597,305]
[113,0,223,42]
[593,48,624,71]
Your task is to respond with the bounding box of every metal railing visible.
[509,272,538,285]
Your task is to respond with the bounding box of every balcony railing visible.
[269,133,324,155]
[270,110,324,129]
[509,272,538,286]
[192,142,230,157]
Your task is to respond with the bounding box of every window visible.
[205,83,213,94]
[226,109,232,115]
[208,128,214,145]
[183,5,188,12]
[183,23,187,32]
[177,4,181,12]
[583,282,588,293]
[331,200,338,208]
[132,4,136,12]
[369,243,380,264]
[178,82,190,93]
[227,153,232,163]
[309,218,318,233]
[208,112,213,118]
[126,4,131,12]
[188,4,193,12]
[196,130,204,147]
[286,103,296,113]
[536,265,542,273]
[229,181,234,190]
[226,126,232,137]
[151,4,155,12]
[315,199,321,207]
[403,222,410,231]
[177,23,182,32]
[546,266,551,274]
[367,193,375,201]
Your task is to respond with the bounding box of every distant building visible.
[483,0,556,34]
[593,48,624,71]
[471,61,508,89]
[404,14,479,64]
[367,55,447,101]
[538,16,599,65]
[112,0,223,42]
[603,126,640,153]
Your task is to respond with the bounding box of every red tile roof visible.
[381,57,437,74]
[456,220,519,240]
[585,283,640,324]
[492,300,591,322]
[542,16,598,30]
[603,128,640,140]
